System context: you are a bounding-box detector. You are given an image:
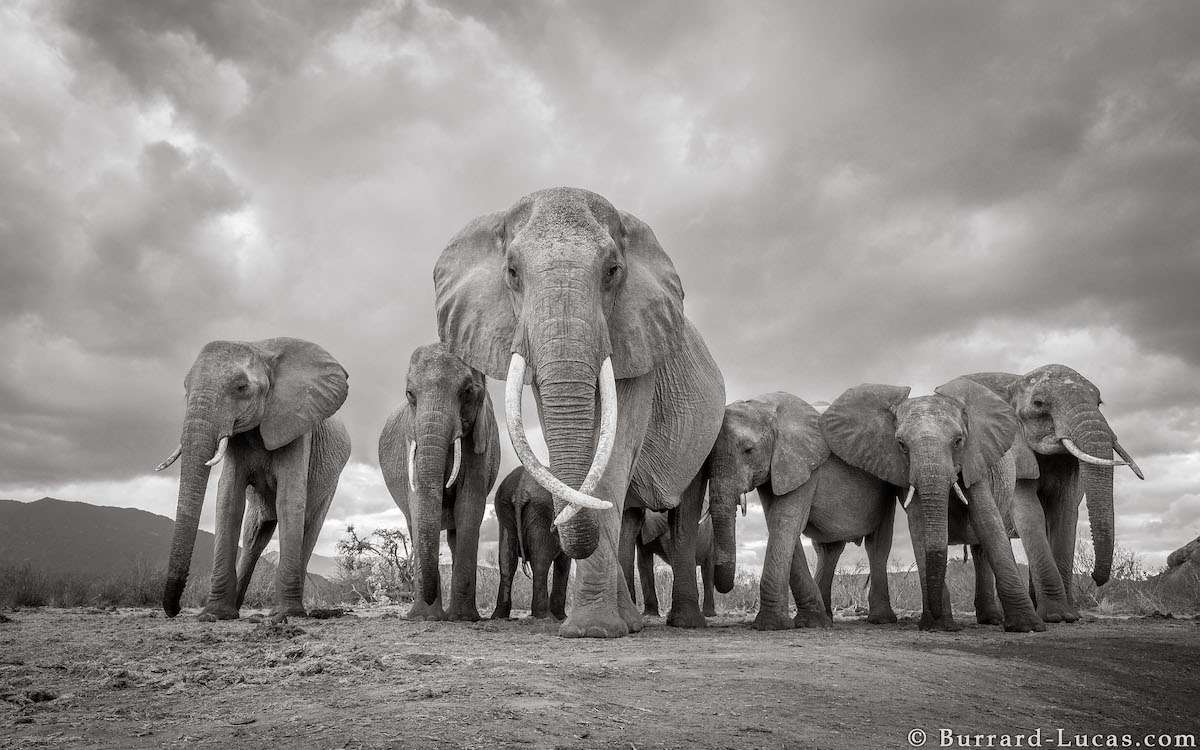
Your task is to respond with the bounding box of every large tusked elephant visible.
[379,343,500,621]
[965,365,1143,621]
[491,467,571,620]
[155,337,350,622]
[433,187,725,637]
[822,378,1044,632]
[707,393,898,630]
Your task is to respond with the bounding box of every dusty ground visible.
[1,608,1197,749]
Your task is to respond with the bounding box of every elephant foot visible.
[560,606,631,639]
[866,608,898,625]
[918,612,961,632]
[642,607,661,618]
[266,605,304,625]
[752,609,795,631]
[551,609,567,621]
[703,607,717,618]
[197,603,239,622]
[793,609,833,629]
[666,601,708,629]
[1037,600,1080,624]
[489,606,513,620]
[446,603,481,622]
[1004,610,1047,633]
[406,600,446,621]
[975,608,1005,626]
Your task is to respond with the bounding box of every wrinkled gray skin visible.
[626,510,716,618]
[491,467,571,620]
[159,338,351,622]
[966,365,1142,623]
[434,187,725,637]
[707,393,898,630]
[822,378,1044,632]
[378,344,500,621]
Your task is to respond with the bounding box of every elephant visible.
[628,510,717,618]
[433,187,726,637]
[706,393,899,630]
[964,365,1144,622]
[155,337,351,621]
[379,343,501,621]
[821,378,1045,632]
[490,467,571,620]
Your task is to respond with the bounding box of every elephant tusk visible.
[445,437,462,489]
[407,440,417,494]
[1061,438,1129,469]
[155,444,182,472]
[1113,441,1145,480]
[505,353,614,522]
[740,493,748,517]
[902,485,915,510]
[205,436,229,467]
[953,482,969,506]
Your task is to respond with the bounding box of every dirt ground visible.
[1,608,1197,749]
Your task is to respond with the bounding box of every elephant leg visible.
[200,459,247,621]
[269,434,312,621]
[967,482,1044,633]
[864,498,898,624]
[813,540,845,620]
[637,543,660,617]
[971,543,1003,625]
[1047,496,1082,619]
[490,518,517,620]
[666,474,707,628]
[1011,480,1074,623]
[700,553,716,618]
[550,555,570,621]
[558,376,654,639]
[529,545,553,619]
[790,540,830,628]
[619,506,644,607]
[754,484,814,630]
[905,503,958,631]
[446,495,483,622]
[235,487,276,610]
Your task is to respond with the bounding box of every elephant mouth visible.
[503,352,618,525]
[154,433,230,472]
[406,437,463,492]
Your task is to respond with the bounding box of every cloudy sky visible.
[1,0,1198,574]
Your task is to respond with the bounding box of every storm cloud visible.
[1,0,1198,567]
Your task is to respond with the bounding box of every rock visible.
[1167,535,1200,569]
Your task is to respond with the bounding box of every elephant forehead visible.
[190,341,260,379]
[895,396,962,432]
[1026,364,1099,393]
[408,343,472,382]
[511,188,621,245]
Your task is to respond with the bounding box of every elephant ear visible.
[256,338,349,451]
[820,384,911,487]
[961,371,1039,480]
[433,211,514,380]
[470,375,495,456]
[760,392,830,496]
[640,510,670,545]
[609,211,685,379]
[935,377,1019,488]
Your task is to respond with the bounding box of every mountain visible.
[263,549,343,579]
[0,497,214,578]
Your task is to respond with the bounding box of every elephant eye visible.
[1032,399,1046,409]
[954,435,964,448]
[406,390,416,405]
[897,439,908,454]
[607,264,622,278]
[234,382,250,395]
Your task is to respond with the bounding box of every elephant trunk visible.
[1061,406,1116,585]
[163,391,222,617]
[412,408,456,605]
[915,460,953,623]
[536,358,601,559]
[708,482,739,594]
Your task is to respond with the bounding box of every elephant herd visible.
[154,187,1143,638]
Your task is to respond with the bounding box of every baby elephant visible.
[379,343,501,621]
[633,510,717,618]
[491,467,571,620]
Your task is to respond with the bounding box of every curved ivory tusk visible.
[953,482,969,506]
[407,440,417,494]
[505,353,614,520]
[579,357,618,494]
[155,444,182,472]
[1061,438,1129,469]
[1113,441,1145,480]
[204,436,229,467]
[445,437,462,489]
[740,493,748,517]
[902,485,915,510]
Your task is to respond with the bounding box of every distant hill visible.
[263,549,343,579]
[0,497,335,582]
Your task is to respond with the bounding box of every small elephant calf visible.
[631,510,717,618]
[491,467,571,620]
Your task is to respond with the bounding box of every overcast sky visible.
[1,0,1198,574]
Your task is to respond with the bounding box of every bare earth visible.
[1,608,1197,749]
